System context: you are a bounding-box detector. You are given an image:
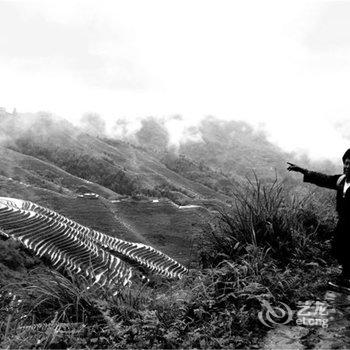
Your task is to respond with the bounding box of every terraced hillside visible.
[0,197,188,295]
[0,174,207,266]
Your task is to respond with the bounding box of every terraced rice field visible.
[0,197,188,294]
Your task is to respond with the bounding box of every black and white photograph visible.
[1,1,350,349]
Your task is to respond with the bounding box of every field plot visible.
[108,199,207,265]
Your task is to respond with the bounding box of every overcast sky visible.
[1,1,350,161]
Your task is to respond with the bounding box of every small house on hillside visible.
[76,186,99,199]
[79,193,99,199]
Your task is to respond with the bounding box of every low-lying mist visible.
[0,109,342,177]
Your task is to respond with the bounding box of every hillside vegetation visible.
[0,111,341,348]
[125,116,295,196]
[1,113,230,204]
[0,177,337,349]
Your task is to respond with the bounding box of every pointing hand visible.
[287,162,307,174]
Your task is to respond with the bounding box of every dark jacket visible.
[304,171,350,267]
[304,171,349,221]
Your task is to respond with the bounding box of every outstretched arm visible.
[287,162,308,175]
[287,162,340,190]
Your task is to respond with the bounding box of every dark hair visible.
[342,149,350,163]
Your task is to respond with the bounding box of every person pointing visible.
[287,149,350,289]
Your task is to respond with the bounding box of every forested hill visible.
[0,113,230,204]
[135,116,288,181]
[124,116,294,196]
[0,112,300,205]
[1,112,339,204]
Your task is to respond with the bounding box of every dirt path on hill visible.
[262,290,350,349]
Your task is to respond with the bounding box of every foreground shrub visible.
[198,175,335,267]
